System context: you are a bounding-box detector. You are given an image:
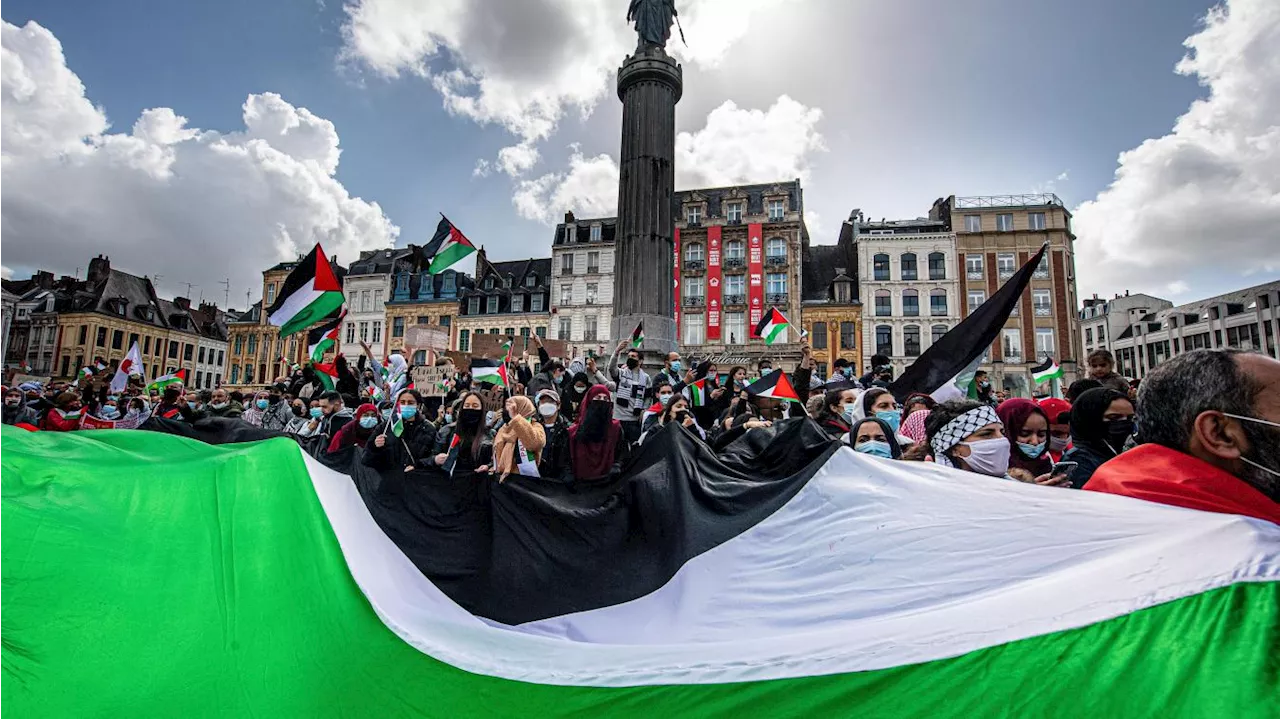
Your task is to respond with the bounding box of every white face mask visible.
[1049,436,1070,453]
[1223,413,1280,478]
[538,403,558,417]
[658,393,673,405]
[957,437,1012,477]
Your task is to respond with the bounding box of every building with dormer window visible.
[382,249,472,363]
[453,248,551,354]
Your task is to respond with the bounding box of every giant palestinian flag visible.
[3,421,1277,717]
[267,243,345,337]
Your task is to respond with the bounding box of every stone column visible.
[611,47,682,358]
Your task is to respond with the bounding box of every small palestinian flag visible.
[77,366,94,381]
[1031,357,1064,385]
[17,360,30,372]
[471,358,508,387]
[501,338,513,363]
[630,322,644,349]
[267,243,345,337]
[146,369,187,392]
[307,309,347,363]
[424,216,478,274]
[745,369,801,403]
[642,400,664,424]
[443,432,462,477]
[312,362,339,392]
[389,408,404,438]
[94,359,108,373]
[754,307,790,345]
[688,378,708,407]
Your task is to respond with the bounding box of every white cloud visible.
[1167,280,1191,295]
[1056,170,1070,181]
[1,265,13,280]
[1073,0,1280,297]
[1,21,398,306]
[512,95,825,225]
[496,141,540,176]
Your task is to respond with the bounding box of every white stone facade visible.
[550,217,616,357]
[342,272,391,363]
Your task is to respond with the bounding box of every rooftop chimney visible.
[86,255,111,286]
[564,211,576,225]
[174,297,191,311]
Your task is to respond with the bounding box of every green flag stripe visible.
[2,428,1277,717]
[278,291,344,337]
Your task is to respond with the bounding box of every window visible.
[561,254,574,275]
[415,315,430,325]
[535,326,547,338]
[766,273,787,295]
[1035,328,1056,358]
[169,341,179,359]
[928,252,946,280]
[725,240,745,260]
[996,213,1014,232]
[840,322,857,350]
[965,254,984,279]
[468,297,480,314]
[442,273,456,293]
[967,290,986,314]
[584,315,598,341]
[61,355,71,378]
[686,205,702,225]
[725,312,746,344]
[767,237,786,258]
[439,315,451,328]
[520,327,530,339]
[217,350,224,366]
[1085,327,1094,344]
[487,296,500,313]
[531,294,544,312]
[767,199,785,220]
[902,289,920,316]
[900,253,918,281]
[686,277,705,298]
[685,243,704,263]
[903,326,921,357]
[111,330,124,350]
[964,214,981,232]
[372,321,382,344]
[78,325,88,344]
[1002,329,1022,361]
[96,327,107,347]
[587,251,600,273]
[346,323,357,343]
[504,327,515,338]
[198,347,206,364]
[244,364,254,384]
[586,283,598,305]
[558,317,572,340]
[565,224,576,243]
[589,225,602,242]
[997,253,1016,277]
[266,283,276,305]
[231,365,240,384]
[374,289,384,307]
[810,321,827,350]
[484,276,495,290]
[358,322,369,342]
[1028,212,1046,230]
[474,329,484,336]
[683,313,705,345]
[875,291,892,317]
[876,325,893,356]
[560,284,573,305]
[725,274,745,296]
[1034,253,1050,279]
[931,324,948,345]
[361,291,371,312]
[726,202,743,222]
[459,330,471,352]
[873,253,890,281]
[930,289,948,316]
[512,294,524,312]
[1032,289,1052,316]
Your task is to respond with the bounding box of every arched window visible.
[766,237,787,258]
[930,288,948,316]
[875,325,893,356]
[900,253,918,280]
[903,325,921,357]
[931,324,949,345]
[873,253,890,281]
[874,289,892,317]
[685,243,705,263]
[928,252,946,280]
[902,289,919,316]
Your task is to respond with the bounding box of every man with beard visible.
[608,339,652,444]
[1085,349,1280,525]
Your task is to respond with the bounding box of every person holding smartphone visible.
[997,398,1071,487]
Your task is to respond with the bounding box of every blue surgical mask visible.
[100,406,119,419]
[670,361,682,373]
[399,405,417,420]
[381,409,393,420]
[256,399,269,409]
[855,440,893,458]
[876,410,901,433]
[309,407,323,419]
[359,416,379,429]
[1018,441,1048,459]
[443,413,453,424]
[841,403,857,423]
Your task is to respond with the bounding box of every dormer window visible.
[484,276,495,290]
[525,274,537,288]
[589,225,602,242]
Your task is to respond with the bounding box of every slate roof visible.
[803,220,860,303]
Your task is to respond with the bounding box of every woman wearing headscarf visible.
[900,408,931,446]
[328,403,381,454]
[815,387,858,439]
[430,391,494,478]
[568,385,625,480]
[859,388,902,435]
[490,395,546,481]
[925,400,1010,477]
[901,393,936,422]
[1062,387,1135,489]
[562,371,592,420]
[996,398,1054,478]
[847,416,903,459]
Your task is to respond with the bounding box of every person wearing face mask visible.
[860,388,904,437]
[41,392,85,432]
[362,389,440,473]
[327,403,381,454]
[1037,397,1073,462]
[534,389,571,479]
[3,388,39,426]
[641,381,677,435]
[526,359,566,399]
[688,360,729,430]
[491,395,546,481]
[1084,350,1280,524]
[97,398,121,421]
[653,395,705,442]
[848,417,903,459]
[925,400,1012,478]
[429,391,493,477]
[1061,387,1136,489]
[816,388,858,439]
[561,371,592,420]
[569,385,627,480]
[153,385,200,422]
[996,399,1068,485]
[204,388,243,419]
[608,340,652,445]
[653,352,684,390]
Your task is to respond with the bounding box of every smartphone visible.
[1051,461,1079,477]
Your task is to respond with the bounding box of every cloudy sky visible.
[2,0,1276,311]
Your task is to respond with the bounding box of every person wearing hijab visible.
[859,388,902,435]
[328,403,381,454]
[568,385,625,480]
[364,389,440,473]
[816,388,858,439]
[925,400,1011,477]
[384,351,410,400]
[848,417,903,459]
[1037,397,1073,461]
[900,408,931,446]
[491,395,546,480]
[430,391,493,477]
[1062,387,1136,489]
[996,398,1054,478]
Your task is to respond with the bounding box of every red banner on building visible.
[706,226,722,341]
[673,228,681,332]
[748,223,765,337]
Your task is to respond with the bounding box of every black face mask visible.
[458,408,484,430]
[163,389,181,403]
[292,405,306,417]
[626,357,640,370]
[1102,418,1135,451]
[268,395,282,405]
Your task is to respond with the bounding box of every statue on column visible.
[627,0,679,51]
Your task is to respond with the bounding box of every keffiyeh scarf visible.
[930,405,1001,468]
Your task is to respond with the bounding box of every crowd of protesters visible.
[5,341,1276,524]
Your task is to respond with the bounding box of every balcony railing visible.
[560,267,574,276]
[1034,306,1052,317]
[931,308,949,316]
[765,255,787,267]
[767,292,789,305]
[723,257,746,270]
[685,259,706,271]
[929,272,947,281]
[998,270,1014,280]
[1003,352,1023,363]
[1033,269,1050,279]
[966,270,984,280]
[683,296,705,307]
[587,265,600,274]
[722,294,746,306]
